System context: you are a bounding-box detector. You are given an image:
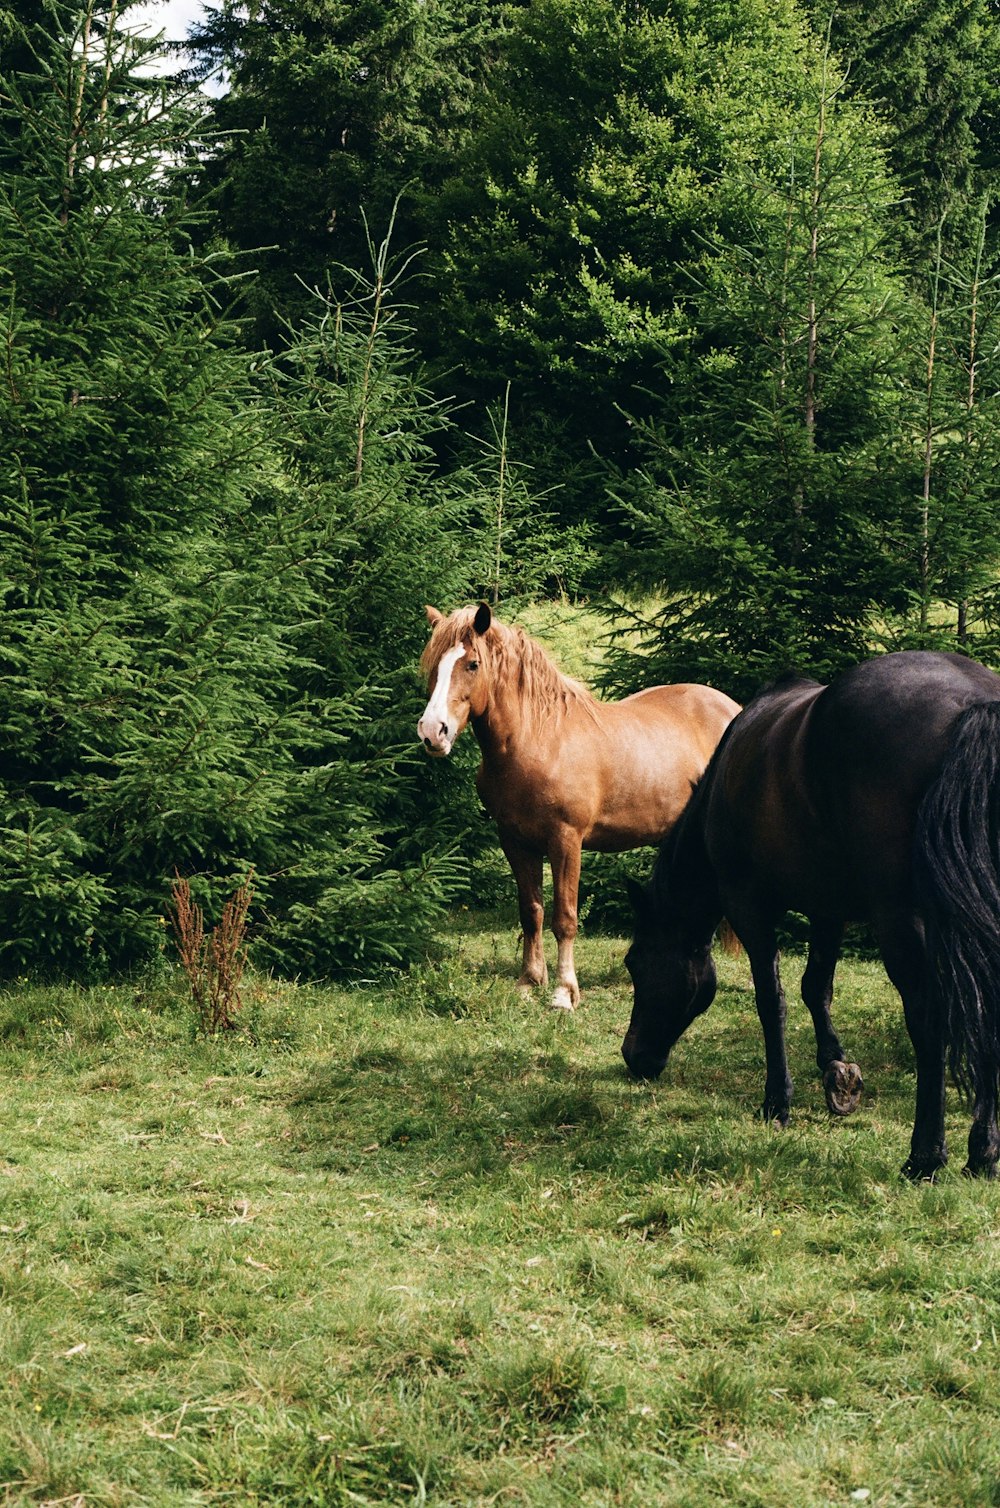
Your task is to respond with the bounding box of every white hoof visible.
[549,986,577,1012]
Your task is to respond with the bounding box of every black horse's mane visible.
[648,669,823,916]
[648,729,730,916]
[748,668,823,700]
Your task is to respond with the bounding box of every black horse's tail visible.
[914,700,1000,1104]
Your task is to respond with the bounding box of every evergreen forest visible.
[3,0,1000,979]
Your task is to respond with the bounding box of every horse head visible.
[417,603,493,756]
[621,875,717,1080]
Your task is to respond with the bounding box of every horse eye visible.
[467,660,479,672]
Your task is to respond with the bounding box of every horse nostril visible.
[439,723,448,738]
[423,736,434,750]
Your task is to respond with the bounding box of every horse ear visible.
[425,606,443,627]
[473,602,492,636]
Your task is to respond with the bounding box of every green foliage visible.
[801,0,1000,259]
[458,385,594,610]
[188,0,498,343]
[0,1,270,970]
[423,0,842,522]
[580,849,653,933]
[174,0,1000,647]
[189,0,889,536]
[0,4,477,977]
[886,207,1000,654]
[602,53,911,697]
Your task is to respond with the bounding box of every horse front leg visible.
[739,922,794,1125]
[548,829,583,1012]
[497,827,547,993]
[801,917,864,1117]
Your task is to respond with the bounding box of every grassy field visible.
[2,915,1000,1507]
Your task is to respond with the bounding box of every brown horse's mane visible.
[421,606,600,732]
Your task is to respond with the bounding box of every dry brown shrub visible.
[168,872,254,1033]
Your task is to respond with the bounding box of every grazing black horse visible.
[622,650,1000,1180]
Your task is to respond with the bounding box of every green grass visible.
[2,920,1000,1505]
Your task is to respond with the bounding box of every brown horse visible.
[417,603,739,1010]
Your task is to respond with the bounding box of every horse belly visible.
[478,745,686,853]
[581,745,703,849]
[583,788,689,851]
[719,815,856,919]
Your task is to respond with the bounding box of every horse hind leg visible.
[899,984,948,1181]
[965,1086,1000,1179]
[498,829,548,993]
[801,917,864,1117]
[878,914,948,1180]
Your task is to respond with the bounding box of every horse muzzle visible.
[621,1033,668,1081]
[417,718,453,756]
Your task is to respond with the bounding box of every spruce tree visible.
[800,0,1000,261]
[0,0,265,970]
[0,1,472,976]
[601,51,909,699]
[186,0,496,344]
[890,207,1000,655]
[248,230,484,973]
[422,0,858,529]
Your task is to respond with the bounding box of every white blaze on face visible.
[417,643,466,755]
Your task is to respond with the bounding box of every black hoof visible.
[901,1156,946,1182]
[962,1160,998,1180]
[823,1060,864,1117]
[761,1104,790,1127]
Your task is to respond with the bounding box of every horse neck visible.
[653,787,722,945]
[471,667,522,749]
[474,633,587,753]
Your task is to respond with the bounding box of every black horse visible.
[622,650,1000,1180]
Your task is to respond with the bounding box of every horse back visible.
[611,683,740,760]
[706,652,1000,921]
